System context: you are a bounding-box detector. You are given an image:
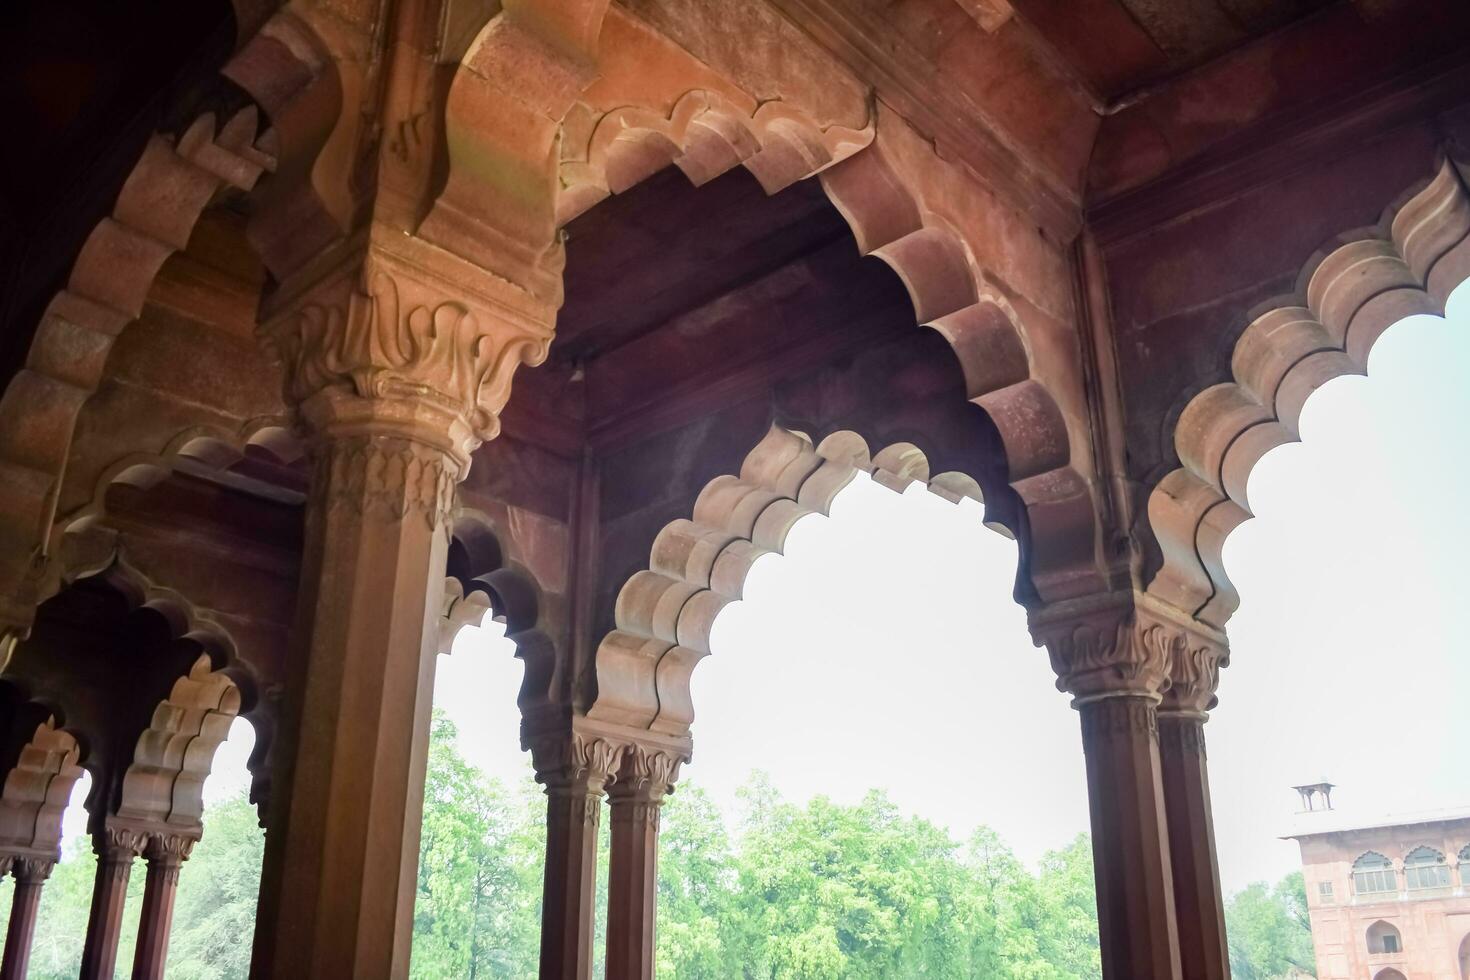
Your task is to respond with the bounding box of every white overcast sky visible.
[59,283,1470,898]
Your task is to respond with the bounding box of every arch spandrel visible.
[1146,155,1470,628]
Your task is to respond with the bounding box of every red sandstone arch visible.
[1147,157,1470,628]
[443,509,561,726]
[585,425,999,738]
[556,89,872,225]
[0,718,86,858]
[117,654,243,833]
[0,103,273,592]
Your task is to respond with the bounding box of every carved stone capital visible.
[10,855,55,884]
[609,745,684,805]
[145,832,197,865]
[1159,641,1229,716]
[1032,593,1226,705]
[528,732,623,797]
[95,824,150,861]
[260,232,556,468]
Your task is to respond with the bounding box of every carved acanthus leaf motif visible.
[1035,596,1227,705]
[529,732,623,793]
[262,242,555,449]
[1160,642,1228,715]
[610,745,684,803]
[10,855,55,883]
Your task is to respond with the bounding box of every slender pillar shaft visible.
[604,747,680,980]
[81,834,144,980]
[1,858,52,980]
[132,836,191,980]
[532,734,620,980]
[1158,712,1229,980]
[1078,696,1183,980]
[254,434,452,980]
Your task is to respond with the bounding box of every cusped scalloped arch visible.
[118,653,243,834]
[556,90,873,225]
[586,425,997,739]
[1147,157,1470,628]
[0,717,86,857]
[0,107,275,618]
[444,508,561,728]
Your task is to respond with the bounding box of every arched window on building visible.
[1403,845,1451,893]
[1353,852,1397,898]
[1366,919,1404,955]
[1460,843,1470,888]
[1458,930,1469,980]
[1374,969,1408,980]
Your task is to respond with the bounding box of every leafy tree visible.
[1225,871,1316,979]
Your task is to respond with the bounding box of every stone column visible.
[530,732,622,980]
[0,856,53,980]
[80,827,147,980]
[605,746,682,980]
[250,238,552,980]
[1034,595,1206,980]
[131,833,194,980]
[1158,646,1230,980]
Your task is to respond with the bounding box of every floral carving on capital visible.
[1038,613,1176,703]
[610,745,684,804]
[261,240,556,457]
[1159,641,1229,716]
[529,732,624,796]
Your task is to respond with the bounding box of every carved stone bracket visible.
[1031,592,1227,706]
[259,230,557,469]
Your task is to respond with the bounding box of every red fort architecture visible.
[0,1,1467,977]
[1286,786,1470,980]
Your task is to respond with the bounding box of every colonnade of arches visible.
[0,3,1465,979]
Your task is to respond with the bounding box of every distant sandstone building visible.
[1287,783,1470,979]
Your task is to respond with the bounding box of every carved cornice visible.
[528,731,624,795]
[1032,593,1226,704]
[260,233,556,467]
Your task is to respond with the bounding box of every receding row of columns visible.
[0,827,193,980]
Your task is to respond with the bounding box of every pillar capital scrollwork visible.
[144,832,196,865]
[9,856,55,884]
[94,824,150,862]
[1031,592,1227,706]
[528,732,624,798]
[259,231,556,470]
[1158,641,1230,717]
[609,745,685,806]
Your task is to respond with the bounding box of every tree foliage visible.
[2,714,1303,979]
[1225,871,1316,980]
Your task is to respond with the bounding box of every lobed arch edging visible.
[556,89,874,225]
[585,424,999,739]
[0,20,298,630]
[0,717,86,860]
[1146,156,1470,628]
[444,507,562,728]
